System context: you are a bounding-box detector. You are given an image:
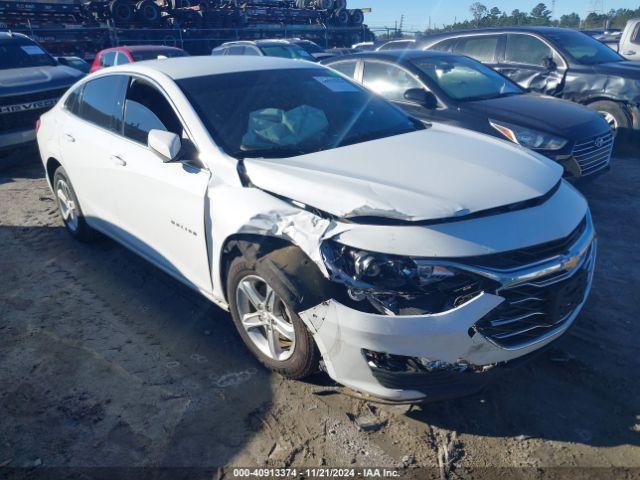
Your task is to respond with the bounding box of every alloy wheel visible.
[235,275,296,361]
[56,178,79,232]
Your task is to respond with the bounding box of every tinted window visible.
[227,46,245,55]
[633,23,640,44]
[123,79,182,144]
[260,45,315,61]
[379,41,415,51]
[244,46,261,56]
[544,29,624,64]
[453,35,499,62]
[505,35,553,66]
[77,76,127,131]
[362,61,421,101]
[329,60,358,78]
[115,52,131,65]
[177,68,423,159]
[412,55,522,101]
[100,51,116,67]
[0,38,56,69]
[64,86,82,114]
[130,49,187,61]
[429,38,457,52]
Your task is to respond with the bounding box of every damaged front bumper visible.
[299,225,596,403]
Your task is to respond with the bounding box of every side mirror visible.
[404,88,438,109]
[543,56,557,71]
[148,129,182,162]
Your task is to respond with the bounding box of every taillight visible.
[35,118,41,133]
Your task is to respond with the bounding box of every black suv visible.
[418,27,640,140]
[0,32,83,159]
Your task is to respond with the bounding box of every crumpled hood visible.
[464,93,606,138]
[0,65,83,97]
[243,123,563,222]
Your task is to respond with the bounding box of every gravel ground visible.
[0,149,639,479]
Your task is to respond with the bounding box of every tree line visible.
[430,2,640,32]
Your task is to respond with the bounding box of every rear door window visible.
[505,34,554,66]
[428,38,458,52]
[100,51,116,67]
[453,35,500,62]
[329,60,358,79]
[64,85,82,114]
[227,46,245,55]
[115,52,131,65]
[76,75,127,131]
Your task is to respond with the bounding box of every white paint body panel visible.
[36,57,593,401]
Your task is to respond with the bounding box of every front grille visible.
[0,88,67,132]
[459,217,587,271]
[572,131,613,176]
[475,244,594,349]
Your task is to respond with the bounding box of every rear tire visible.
[227,254,320,380]
[53,167,95,242]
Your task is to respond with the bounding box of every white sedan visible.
[37,56,595,402]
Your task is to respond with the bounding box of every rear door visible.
[59,75,128,233]
[451,34,502,68]
[110,75,213,292]
[495,33,566,96]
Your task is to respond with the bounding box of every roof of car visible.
[418,26,583,44]
[323,49,455,62]
[100,45,185,53]
[104,55,321,80]
[219,39,300,47]
[0,31,31,41]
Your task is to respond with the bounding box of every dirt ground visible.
[0,148,639,479]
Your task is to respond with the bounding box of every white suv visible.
[37,56,595,402]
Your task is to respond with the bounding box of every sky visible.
[349,0,640,31]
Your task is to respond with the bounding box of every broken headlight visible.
[320,240,492,316]
[490,120,568,151]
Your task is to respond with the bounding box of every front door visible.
[495,33,566,96]
[110,76,213,292]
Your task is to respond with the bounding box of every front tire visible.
[53,167,95,242]
[588,100,631,136]
[227,255,320,379]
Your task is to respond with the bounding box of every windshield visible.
[0,39,57,70]
[130,49,187,61]
[178,68,424,159]
[412,55,523,101]
[545,30,624,65]
[259,45,316,61]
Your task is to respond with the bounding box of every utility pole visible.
[551,0,556,19]
[399,14,405,35]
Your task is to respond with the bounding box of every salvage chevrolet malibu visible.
[37,57,596,402]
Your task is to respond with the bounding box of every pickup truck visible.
[0,31,84,159]
[619,19,640,61]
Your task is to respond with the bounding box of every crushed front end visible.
[299,212,596,403]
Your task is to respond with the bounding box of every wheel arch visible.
[45,157,62,188]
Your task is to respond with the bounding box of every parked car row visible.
[377,27,640,141]
[35,53,597,403]
[322,50,613,179]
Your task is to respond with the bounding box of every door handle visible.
[625,50,636,55]
[110,155,127,166]
[64,133,75,143]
